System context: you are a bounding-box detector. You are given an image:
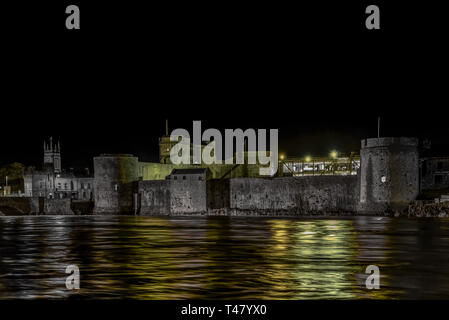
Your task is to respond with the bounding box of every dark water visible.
[1,215,449,299]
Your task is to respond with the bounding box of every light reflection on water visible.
[1,215,449,299]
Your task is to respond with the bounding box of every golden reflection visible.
[2,216,446,299]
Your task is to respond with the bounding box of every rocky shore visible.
[407,201,449,218]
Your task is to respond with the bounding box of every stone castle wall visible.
[169,175,207,214]
[138,180,171,215]
[138,177,207,215]
[139,162,267,181]
[229,176,359,214]
[136,176,358,215]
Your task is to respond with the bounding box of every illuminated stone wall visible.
[138,180,171,215]
[169,171,207,214]
[229,176,359,214]
[138,171,208,215]
[139,161,266,181]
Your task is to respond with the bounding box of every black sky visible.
[1,1,448,168]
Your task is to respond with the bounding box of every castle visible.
[92,135,449,215]
[14,133,449,216]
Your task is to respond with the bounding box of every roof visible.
[170,168,208,175]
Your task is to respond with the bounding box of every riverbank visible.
[2,196,449,218]
[407,201,449,218]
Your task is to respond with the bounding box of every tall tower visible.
[159,119,177,164]
[44,137,61,173]
[359,137,419,212]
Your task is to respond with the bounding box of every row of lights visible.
[280,150,339,162]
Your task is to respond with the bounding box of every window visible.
[198,177,203,181]
[437,162,443,170]
[183,176,186,180]
[88,183,91,189]
[174,176,177,180]
[81,183,84,189]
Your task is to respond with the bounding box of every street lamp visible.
[330,150,338,159]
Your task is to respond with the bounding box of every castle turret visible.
[93,154,139,214]
[359,137,419,213]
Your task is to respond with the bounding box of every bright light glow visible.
[305,156,312,162]
[330,150,338,159]
[280,154,285,160]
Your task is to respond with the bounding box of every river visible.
[1,215,449,299]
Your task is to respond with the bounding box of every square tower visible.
[44,137,61,173]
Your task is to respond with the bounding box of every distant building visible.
[23,138,94,200]
[421,157,449,191]
[280,153,360,176]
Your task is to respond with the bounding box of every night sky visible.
[1,1,447,168]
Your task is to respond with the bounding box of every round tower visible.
[359,137,419,213]
[93,154,139,214]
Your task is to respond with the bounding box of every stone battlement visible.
[361,137,418,149]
